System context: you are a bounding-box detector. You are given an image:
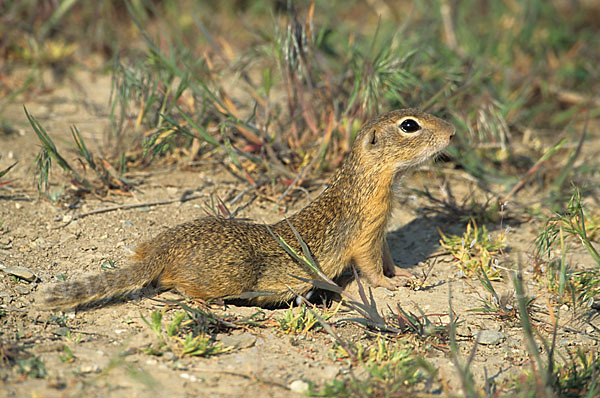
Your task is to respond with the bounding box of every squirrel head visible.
[352,108,455,176]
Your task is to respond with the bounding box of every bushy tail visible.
[38,260,163,310]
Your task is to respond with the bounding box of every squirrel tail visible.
[38,252,163,310]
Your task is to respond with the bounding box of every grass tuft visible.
[141,308,233,358]
[316,339,435,397]
[278,301,340,335]
[439,219,507,280]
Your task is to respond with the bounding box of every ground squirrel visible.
[39,109,455,310]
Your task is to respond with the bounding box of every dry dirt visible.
[0,70,598,397]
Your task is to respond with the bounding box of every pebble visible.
[15,286,31,295]
[289,379,310,394]
[321,365,339,379]
[558,339,569,347]
[180,373,197,382]
[79,364,100,374]
[219,333,257,349]
[477,330,505,345]
[59,233,77,245]
[163,351,177,361]
[1,265,37,282]
[586,326,595,335]
[31,238,49,249]
[173,361,188,370]
[53,102,79,114]
[0,237,13,249]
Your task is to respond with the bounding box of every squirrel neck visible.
[280,150,396,273]
[321,151,395,224]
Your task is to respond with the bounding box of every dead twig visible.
[54,193,207,229]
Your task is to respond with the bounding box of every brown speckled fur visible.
[39,109,455,310]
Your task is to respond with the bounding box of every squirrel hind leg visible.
[352,252,402,291]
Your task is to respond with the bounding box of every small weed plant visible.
[536,187,600,266]
[439,219,506,280]
[315,338,434,397]
[141,309,232,358]
[278,301,341,335]
[535,187,600,310]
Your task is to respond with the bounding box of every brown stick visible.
[54,193,207,229]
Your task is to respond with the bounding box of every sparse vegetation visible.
[469,266,518,320]
[316,338,434,397]
[58,345,75,363]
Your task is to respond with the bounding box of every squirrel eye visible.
[400,119,420,133]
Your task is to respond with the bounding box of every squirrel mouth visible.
[394,137,452,171]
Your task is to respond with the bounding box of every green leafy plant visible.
[176,332,231,357]
[469,266,517,320]
[65,330,82,344]
[278,301,340,335]
[59,345,75,363]
[16,357,47,379]
[141,309,232,358]
[439,219,506,280]
[141,309,165,339]
[535,186,600,266]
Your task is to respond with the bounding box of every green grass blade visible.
[24,106,84,184]
[0,161,18,179]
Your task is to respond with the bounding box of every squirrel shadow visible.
[386,213,465,273]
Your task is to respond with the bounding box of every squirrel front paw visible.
[370,274,406,291]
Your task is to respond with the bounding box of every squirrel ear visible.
[363,129,377,148]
